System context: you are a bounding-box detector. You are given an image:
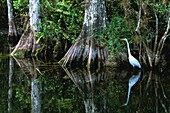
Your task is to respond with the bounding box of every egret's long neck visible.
[125,40,131,56]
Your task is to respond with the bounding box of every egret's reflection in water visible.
[124,70,141,106]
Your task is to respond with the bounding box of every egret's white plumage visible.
[121,38,141,68]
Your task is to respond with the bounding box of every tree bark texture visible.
[29,0,40,32]
[82,0,107,38]
[29,0,40,54]
[7,0,17,45]
[11,0,40,56]
[59,0,108,68]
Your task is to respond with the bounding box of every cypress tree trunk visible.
[29,0,40,54]
[11,0,40,56]
[7,0,17,46]
[59,0,108,68]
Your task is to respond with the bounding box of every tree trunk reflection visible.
[8,52,14,113]
[13,57,41,113]
[62,67,111,113]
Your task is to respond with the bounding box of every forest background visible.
[0,0,169,69]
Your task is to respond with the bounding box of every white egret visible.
[121,38,141,69]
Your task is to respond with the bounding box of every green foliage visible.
[154,2,170,14]
[13,0,29,32]
[106,0,124,20]
[36,0,83,43]
[13,0,28,11]
[98,14,133,60]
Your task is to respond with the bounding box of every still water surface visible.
[0,55,170,113]
[0,35,169,113]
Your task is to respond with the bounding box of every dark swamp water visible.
[0,37,170,113]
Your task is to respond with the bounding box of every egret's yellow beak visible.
[121,38,126,40]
